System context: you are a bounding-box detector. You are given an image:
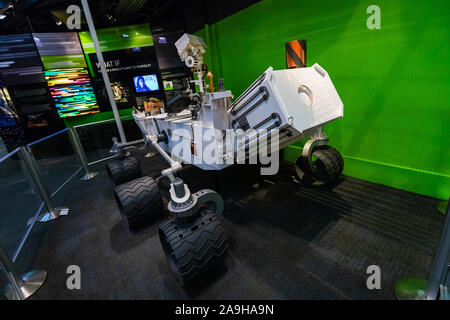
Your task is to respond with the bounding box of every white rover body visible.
[109,33,344,286]
[133,33,343,171]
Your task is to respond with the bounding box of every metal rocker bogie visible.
[168,178,224,219]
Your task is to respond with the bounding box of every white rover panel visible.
[227,63,343,136]
[133,63,343,170]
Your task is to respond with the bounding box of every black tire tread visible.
[114,176,164,229]
[159,211,228,286]
[295,145,344,185]
[313,146,344,181]
[106,156,141,186]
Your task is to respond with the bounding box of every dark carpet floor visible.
[23,155,444,300]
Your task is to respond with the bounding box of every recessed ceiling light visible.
[0,15,6,20]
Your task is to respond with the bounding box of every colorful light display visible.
[44,68,100,118]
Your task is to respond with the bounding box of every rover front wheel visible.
[159,210,229,286]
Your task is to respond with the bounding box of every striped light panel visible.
[44,68,100,118]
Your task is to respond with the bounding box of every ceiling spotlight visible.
[0,3,13,17]
[52,14,63,26]
[106,13,117,23]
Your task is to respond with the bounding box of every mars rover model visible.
[105,34,344,286]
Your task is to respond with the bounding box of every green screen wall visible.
[41,54,87,69]
[197,0,450,199]
[78,23,153,54]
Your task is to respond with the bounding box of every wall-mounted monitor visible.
[133,74,160,93]
[0,34,45,86]
[33,32,83,56]
[44,68,100,118]
[79,23,153,54]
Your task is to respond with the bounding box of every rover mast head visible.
[175,33,207,92]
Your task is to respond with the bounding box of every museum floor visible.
[22,156,444,299]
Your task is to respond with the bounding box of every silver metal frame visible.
[27,128,68,147]
[395,198,450,300]
[426,198,450,299]
[73,115,133,129]
[146,134,182,182]
[0,147,20,163]
[0,110,139,298]
[81,0,127,144]
[68,127,99,181]
[0,242,46,300]
[88,154,120,166]
[19,147,69,223]
[437,200,448,215]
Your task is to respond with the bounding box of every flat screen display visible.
[133,74,159,93]
[33,32,83,56]
[44,68,100,118]
[0,34,45,86]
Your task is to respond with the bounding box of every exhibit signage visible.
[87,46,158,77]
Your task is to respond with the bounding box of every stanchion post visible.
[437,200,448,215]
[0,241,46,300]
[425,198,450,299]
[68,127,99,181]
[81,0,127,144]
[395,199,450,300]
[19,147,69,222]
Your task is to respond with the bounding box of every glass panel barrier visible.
[0,137,8,158]
[75,116,143,165]
[0,149,43,260]
[442,269,449,300]
[0,117,144,299]
[0,264,8,300]
[27,129,81,197]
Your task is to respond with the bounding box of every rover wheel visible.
[114,176,164,230]
[106,155,141,186]
[295,145,344,186]
[159,210,229,286]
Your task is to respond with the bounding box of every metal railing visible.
[0,115,143,299]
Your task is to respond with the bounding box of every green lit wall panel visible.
[79,23,153,54]
[41,55,87,69]
[198,0,450,199]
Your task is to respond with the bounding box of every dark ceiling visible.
[0,0,259,35]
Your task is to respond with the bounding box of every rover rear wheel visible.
[159,210,228,286]
[106,155,141,186]
[295,145,344,186]
[114,176,164,230]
